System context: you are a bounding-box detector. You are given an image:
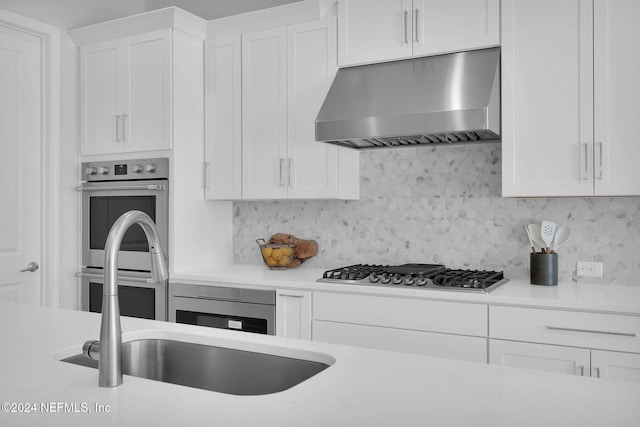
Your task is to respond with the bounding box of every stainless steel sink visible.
[61,338,331,395]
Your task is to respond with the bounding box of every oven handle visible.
[75,184,166,192]
[75,272,160,284]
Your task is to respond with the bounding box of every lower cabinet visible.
[313,320,487,363]
[591,349,640,382]
[489,305,640,382]
[275,289,312,340]
[489,340,640,383]
[489,340,590,376]
[311,292,488,363]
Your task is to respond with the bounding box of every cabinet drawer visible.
[313,292,487,337]
[313,320,487,363]
[490,306,640,353]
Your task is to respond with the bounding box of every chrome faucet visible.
[83,210,168,387]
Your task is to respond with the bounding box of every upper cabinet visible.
[337,0,500,67]
[71,9,208,157]
[205,13,360,200]
[502,0,640,197]
[79,30,171,155]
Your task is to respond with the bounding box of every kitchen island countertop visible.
[1,301,639,426]
[171,264,640,315]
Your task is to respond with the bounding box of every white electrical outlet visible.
[576,261,604,277]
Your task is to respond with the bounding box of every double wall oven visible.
[77,158,169,320]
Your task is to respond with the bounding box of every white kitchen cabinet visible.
[489,340,591,376]
[240,16,359,200]
[591,350,640,382]
[314,320,487,362]
[78,30,171,155]
[204,35,242,199]
[501,0,640,197]
[337,0,499,67]
[489,305,640,382]
[276,289,312,340]
[242,26,288,199]
[312,292,488,362]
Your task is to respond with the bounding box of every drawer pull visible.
[576,365,585,376]
[547,326,636,337]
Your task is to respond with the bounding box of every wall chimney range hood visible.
[315,48,500,150]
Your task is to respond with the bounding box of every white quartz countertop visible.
[1,301,639,426]
[171,264,640,315]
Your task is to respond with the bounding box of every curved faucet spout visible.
[96,210,168,387]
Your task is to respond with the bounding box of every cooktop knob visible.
[403,275,415,285]
[415,276,429,286]
[379,273,391,284]
[145,163,156,173]
[85,167,97,176]
[391,274,403,285]
[369,273,380,283]
[132,164,143,174]
[97,166,110,175]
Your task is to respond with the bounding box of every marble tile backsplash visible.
[233,145,640,284]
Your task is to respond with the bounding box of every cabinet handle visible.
[547,326,636,337]
[116,115,122,141]
[414,9,419,42]
[287,158,293,187]
[203,162,210,189]
[576,365,585,376]
[279,158,285,187]
[579,142,590,181]
[122,114,128,142]
[591,367,601,378]
[596,141,603,180]
[403,10,409,44]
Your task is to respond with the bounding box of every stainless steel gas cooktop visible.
[317,264,508,293]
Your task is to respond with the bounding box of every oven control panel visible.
[82,158,169,181]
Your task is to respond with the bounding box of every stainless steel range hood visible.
[315,48,500,149]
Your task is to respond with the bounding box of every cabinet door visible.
[241,27,288,199]
[276,289,312,340]
[79,40,122,155]
[501,0,594,197]
[205,35,242,200]
[287,17,341,199]
[591,350,640,383]
[313,320,487,363]
[490,340,591,377]
[593,0,640,195]
[412,0,499,56]
[338,0,413,66]
[123,30,171,152]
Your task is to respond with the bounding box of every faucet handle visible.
[82,340,100,360]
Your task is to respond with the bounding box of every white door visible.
[338,0,413,67]
[124,30,171,152]
[489,340,591,377]
[591,350,640,383]
[501,0,595,197]
[241,26,288,199]
[413,0,500,56]
[0,23,42,304]
[593,0,640,195]
[79,40,121,155]
[287,17,340,199]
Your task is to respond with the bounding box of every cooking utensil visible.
[527,223,546,252]
[540,221,557,253]
[551,226,571,252]
[524,226,536,253]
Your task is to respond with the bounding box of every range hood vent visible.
[315,47,501,150]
